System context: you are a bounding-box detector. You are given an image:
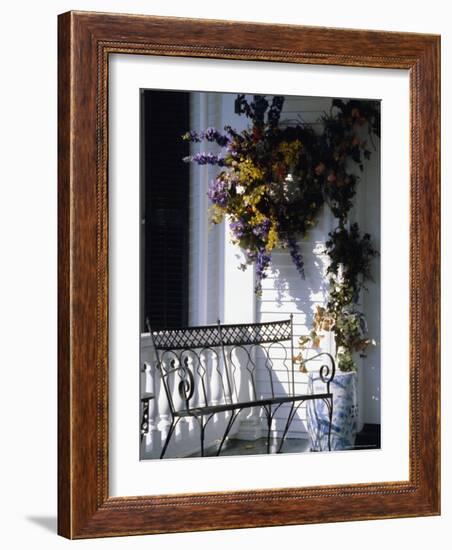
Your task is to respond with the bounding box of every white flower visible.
[236,185,245,195]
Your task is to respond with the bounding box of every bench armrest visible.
[298,352,336,394]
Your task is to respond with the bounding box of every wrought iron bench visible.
[146,316,335,458]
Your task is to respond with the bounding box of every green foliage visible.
[326,223,378,294]
[304,222,378,372]
[336,349,355,373]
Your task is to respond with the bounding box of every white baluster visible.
[207,348,225,445]
[139,364,150,457]
[140,335,163,459]
[139,338,155,458]
[146,363,161,457]
[230,346,261,441]
[209,349,222,405]
[156,354,173,455]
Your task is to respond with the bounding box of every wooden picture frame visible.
[58,10,440,538]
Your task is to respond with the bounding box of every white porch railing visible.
[140,333,244,459]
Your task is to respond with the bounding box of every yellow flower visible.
[246,185,266,208]
[266,224,279,252]
[209,205,225,224]
[249,210,266,226]
[238,158,264,184]
[277,140,303,166]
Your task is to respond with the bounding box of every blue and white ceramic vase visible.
[306,370,358,451]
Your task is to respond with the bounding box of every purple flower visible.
[251,95,269,126]
[252,219,271,238]
[255,248,271,294]
[236,94,270,127]
[230,218,246,239]
[224,125,240,140]
[183,128,230,147]
[245,249,257,262]
[234,94,253,118]
[288,237,305,279]
[182,130,202,143]
[184,152,227,166]
[207,178,229,206]
[267,96,285,128]
[202,127,230,147]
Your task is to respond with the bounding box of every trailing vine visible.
[183,94,380,371]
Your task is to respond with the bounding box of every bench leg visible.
[265,406,273,453]
[277,402,295,453]
[160,417,179,459]
[216,410,240,456]
[263,403,285,453]
[199,417,205,457]
[327,397,334,452]
[191,413,216,457]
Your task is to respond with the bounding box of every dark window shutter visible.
[141,90,190,330]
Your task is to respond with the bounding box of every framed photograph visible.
[58,11,440,538]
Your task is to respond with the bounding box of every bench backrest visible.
[149,318,294,415]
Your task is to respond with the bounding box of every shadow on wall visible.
[262,246,330,330]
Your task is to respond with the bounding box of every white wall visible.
[0,1,449,550]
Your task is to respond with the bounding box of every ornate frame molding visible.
[58,11,440,538]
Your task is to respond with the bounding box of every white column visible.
[218,94,259,440]
[189,92,209,325]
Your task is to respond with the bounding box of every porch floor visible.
[187,423,381,457]
[189,437,310,458]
